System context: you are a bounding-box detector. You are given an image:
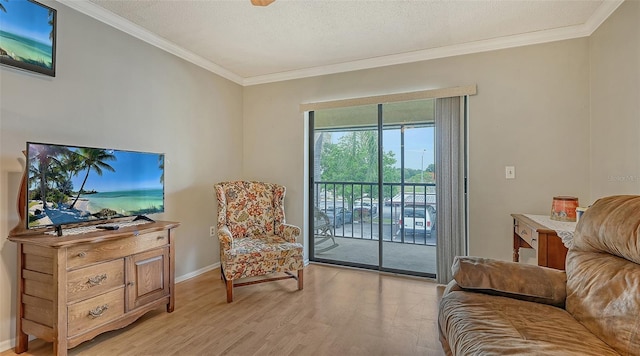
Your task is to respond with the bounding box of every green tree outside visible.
[319,131,403,207]
[318,130,435,208]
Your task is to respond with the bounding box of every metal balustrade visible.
[313,181,436,246]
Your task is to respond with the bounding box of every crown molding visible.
[57,0,623,87]
[56,0,245,85]
[585,0,625,31]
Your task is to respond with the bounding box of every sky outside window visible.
[328,126,434,170]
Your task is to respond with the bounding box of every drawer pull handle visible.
[88,304,109,318]
[128,281,135,287]
[87,274,107,287]
[532,238,537,242]
[77,251,87,258]
[157,235,166,240]
[520,229,528,236]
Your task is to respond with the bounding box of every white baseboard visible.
[0,339,13,353]
[175,262,220,283]
[0,335,36,353]
[174,260,310,284]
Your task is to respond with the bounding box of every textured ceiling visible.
[73,0,622,85]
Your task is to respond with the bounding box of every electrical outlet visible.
[209,226,216,237]
[505,166,516,179]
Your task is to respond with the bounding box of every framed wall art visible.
[0,0,56,77]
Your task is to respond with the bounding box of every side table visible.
[511,214,575,270]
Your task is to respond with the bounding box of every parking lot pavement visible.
[332,222,436,246]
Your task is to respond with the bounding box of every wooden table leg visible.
[513,233,520,262]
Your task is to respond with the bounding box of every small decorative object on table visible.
[576,206,588,222]
[550,196,579,222]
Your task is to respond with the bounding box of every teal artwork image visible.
[0,0,55,75]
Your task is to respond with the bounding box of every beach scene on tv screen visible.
[0,0,54,70]
[27,143,164,228]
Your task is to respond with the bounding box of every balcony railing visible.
[313,181,436,246]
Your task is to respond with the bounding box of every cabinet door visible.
[126,247,170,311]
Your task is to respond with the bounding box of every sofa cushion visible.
[566,250,640,356]
[566,195,640,356]
[572,195,640,263]
[452,256,567,307]
[439,289,619,356]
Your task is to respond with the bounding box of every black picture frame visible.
[0,0,56,77]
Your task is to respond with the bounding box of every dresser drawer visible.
[67,259,125,303]
[515,222,537,246]
[67,231,169,269]
[67,288,125,337]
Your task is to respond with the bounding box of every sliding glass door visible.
[311,104,381,267]
[309,99,437,277]
[381,100,436,274]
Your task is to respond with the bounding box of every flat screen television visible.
[26,142,164,229]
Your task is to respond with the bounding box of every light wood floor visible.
[2,264,445,356]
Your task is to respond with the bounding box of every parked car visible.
[396,206,433,237]
[404,201,436,228]
[322,207,353,227]
[353,199,378,216]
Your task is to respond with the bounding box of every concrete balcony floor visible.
[313,235,437,275]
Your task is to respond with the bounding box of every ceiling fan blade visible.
[251,0,275,6]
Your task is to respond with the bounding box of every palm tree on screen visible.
[57,151,84,196]
[29,145,69,209]
[158,155,164,184]
[69,148,116,209]
[48,9,54,41]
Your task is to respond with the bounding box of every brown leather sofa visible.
[439,195,640,355]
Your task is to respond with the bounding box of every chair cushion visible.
[222,235,303,280]
[220,181,277,238]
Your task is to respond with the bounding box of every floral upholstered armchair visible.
[214,181,304,302]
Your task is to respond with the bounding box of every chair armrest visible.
[217,225,233,251]
[279,223,301,243]
[451,256,567,308]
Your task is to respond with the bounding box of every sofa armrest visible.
[442,279,463,296]
[452,256,567,308]
[217,225,233,251]
[278,223,301,243]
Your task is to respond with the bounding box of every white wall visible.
[243,38,591,264]
[0,1,243,350]
[589,0,640,199]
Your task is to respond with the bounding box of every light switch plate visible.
[505,166,516,179]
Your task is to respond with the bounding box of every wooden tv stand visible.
[8,221,180,356]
